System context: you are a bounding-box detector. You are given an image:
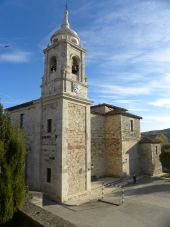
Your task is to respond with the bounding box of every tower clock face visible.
[73,82,80,94]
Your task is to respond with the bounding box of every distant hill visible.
[142,128,170,143]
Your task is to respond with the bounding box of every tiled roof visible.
[91,103,142,119]
[105,110,142,119]
[6,100,38,111]
[91,103,127,111]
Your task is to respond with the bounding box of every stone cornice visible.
[41,94,92,105]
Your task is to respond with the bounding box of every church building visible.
[7,8,162,203]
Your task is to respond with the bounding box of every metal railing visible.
[99,181,125,205]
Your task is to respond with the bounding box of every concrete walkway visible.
[43,177,170,227]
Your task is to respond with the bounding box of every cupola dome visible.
[51,9,80,46]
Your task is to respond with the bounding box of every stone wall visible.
[121,116,141,176]
[66,43,88,99]
[67,102,86,195]
[9,101,41,190]
[105,115,122,176]
[91,113,141,178]
[41,98,62,201]
[140,143,162,176]
[20,202,76,227]
[151,144,162,175]
[91,114,106,178]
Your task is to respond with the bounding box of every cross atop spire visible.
[61,1,70,29]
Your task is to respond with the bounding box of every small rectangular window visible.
[47,119,52,133]
[20,114,24,128]
[130,120,134,132]
[47,168,51,183]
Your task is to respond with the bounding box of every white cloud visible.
[143,115,170,123]
[80,0,170,72]
[132,48,170,64]
[91,69,170,100]
[96,84,151,96]
[150,98,170,108]
[114,73,147,82]
[128,107,149,112]
[98,97,138,104]
[0,50,31,63]
[97,95,118,99]
[115,99,138,104]
[150,73,170,92]
[65,0,170,131]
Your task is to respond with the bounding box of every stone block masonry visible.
[67,103,86,195]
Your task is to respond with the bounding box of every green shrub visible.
[160,150,170,174]
[0,103,26,224]
[155,134,169,145]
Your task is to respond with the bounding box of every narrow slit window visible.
[155,146,158,154]
[130,120,134,132]
[20,114,24,129]
[47,119,52,133]
[47,168,51,183]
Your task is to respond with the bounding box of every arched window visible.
[71,38,78,45]
[53,38,58,43]
[50,56,57,72]
[72,56,79,75]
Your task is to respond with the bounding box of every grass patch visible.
[162,173,170,178]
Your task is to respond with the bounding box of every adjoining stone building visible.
[91,103,142,178]
[7,9,162,203]
[139,137,162,176]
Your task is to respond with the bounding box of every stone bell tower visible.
[40,8,91,202]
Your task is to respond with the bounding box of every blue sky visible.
[1,0,170,132]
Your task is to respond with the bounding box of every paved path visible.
[44,178,170,227]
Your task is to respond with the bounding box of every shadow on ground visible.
[125,182,170,196]
[42,194,57,206]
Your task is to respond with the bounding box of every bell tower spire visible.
[62,0,70,29]
[50,0,80,45]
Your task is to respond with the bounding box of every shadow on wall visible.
[123,142,140,177]
[125,143,160,177]
[147,163,156,176]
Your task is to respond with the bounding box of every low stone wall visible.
[29,191,43,207]
[19,202,77,227]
